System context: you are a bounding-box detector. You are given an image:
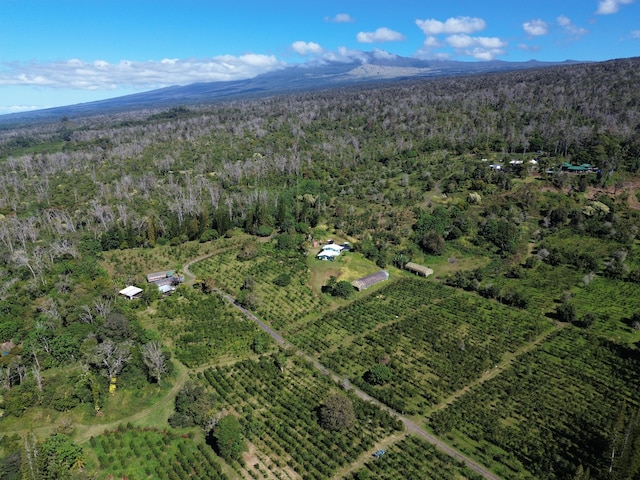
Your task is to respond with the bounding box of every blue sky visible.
[1,0,638,115]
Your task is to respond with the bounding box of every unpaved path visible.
[210,277,502,480]
[427,321,565,416]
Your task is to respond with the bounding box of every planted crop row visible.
[151,289,259,366]
[572,277,640,341]
[290,278,550,413]
[191,245,322,328]
[196,357,403,479]
[88,425,227,480]
[347,435,484,480]
[429,327,640,479]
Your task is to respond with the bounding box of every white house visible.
[321,244,344,253]
[317,249,341,261]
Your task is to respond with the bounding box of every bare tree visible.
[94,340,132,379]
[141,340,167,385]
[10,249,36,280]
[23,431,42,480]
[32,353,43,393]
[94,297,114,319]
[79,304,95,324]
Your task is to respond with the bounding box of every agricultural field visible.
[429,327,640,479]
[194,355,403,479]
[101,235,246,285]
[346,435,484,480]
[87,424,227,480]
[571,278,640,343]
[147,287,263,367]
[189,240,326,329]
[290,278,552,415]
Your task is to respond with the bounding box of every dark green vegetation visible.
[87,424,227,480]
[194,357,402,478]
[430,328,640,479]
[346,435,485,480]
[1,57,640,479]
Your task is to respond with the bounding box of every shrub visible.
[273,273,291,287]
[199,229,219,243]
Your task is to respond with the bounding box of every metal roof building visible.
[351,270,389,291]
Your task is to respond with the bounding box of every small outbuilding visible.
[405,262,433,277]
[147,270,175,283]
[119,285,143,300]
[352,270,389,291]
[147,270,184,292]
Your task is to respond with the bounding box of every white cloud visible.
[523,19,548,36]
[325,13,354,23]
[518,43,541,53]
[445,34,507,60]
[632,29,640,38]
[292,41,323,55]
[596,0,635,14]
[0,55,286,90]
[557,15,588,37]
[372,49,398,60]
[321,46,369,63]
[0,105,44,114]
[423,36,442,48]
[357,27,406,43]
[416,16,486,35]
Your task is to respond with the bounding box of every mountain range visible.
[1,53,582,124]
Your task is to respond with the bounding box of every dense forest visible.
[0,57,639,479]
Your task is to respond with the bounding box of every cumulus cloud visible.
[414,16,503,60]
[292,41,323,55]
[523,19,548,36]
[0,55,286,90]
[321,46,370,63]
[596,0,635,14]
[557,15,588,37]
[372,49,398,60]
[416,16,486,35]
[357,27,406,43]
[632,29,640,38]
[325,13,354,23]
[445,34,507,60]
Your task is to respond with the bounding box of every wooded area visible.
[0,57,639,479]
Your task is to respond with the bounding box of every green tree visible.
[365,364,393,385]
[480,218,520,254]
[213,414,246,462]
[331,281,353,299]
[318,394,356,431]
[169,380,216,428]
[556,301,577,323]
[419,230,446,255]
[40,434,84,479]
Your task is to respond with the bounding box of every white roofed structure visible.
[119,285,143,300]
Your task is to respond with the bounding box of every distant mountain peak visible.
[0,54,587,124]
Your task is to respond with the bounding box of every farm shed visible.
[158,284,175,295]
[146,270,174,283]
[119,285,143,300]
[405,262,433,277]
[147,270,184,292]
[352,270,389,291]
